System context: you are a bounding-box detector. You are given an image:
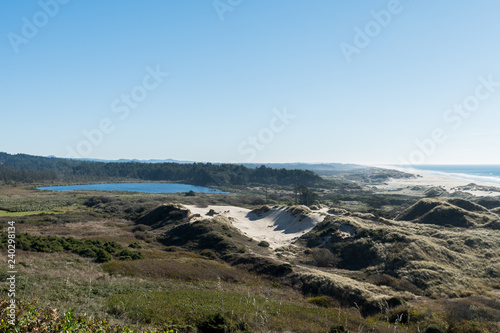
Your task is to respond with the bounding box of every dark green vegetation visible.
[0,152,324,187]
[0,232,143,262]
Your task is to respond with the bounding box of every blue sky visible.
[2,0,500,165]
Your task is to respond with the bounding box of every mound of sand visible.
[447,198,489,212]
[491,207,500,214]
[398,198,496,228]
[419,205,475,228]
[397,198,442,221]
[184,205,327,248]
[136,203,189,229]
[159,215,242,253]
[424,186,448,197]
[478,198,500,209]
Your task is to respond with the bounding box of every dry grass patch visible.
[17,219,137,243]
[101,257,256,283]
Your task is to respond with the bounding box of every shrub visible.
[0,232,142,262]
[306,295,338,308]
[422,324,446,333]
[84,196,115,207]
[257,241,270,248]
[117,249,143,260]
[388,308,421,324]
[104,241,123,254]
[128,242,142,249]
[235,320,251,332]
[251,197,267,205]
[76,247,97,258]
[329,324,348,333]
[312,248,338,267]
[95,249,112,263]
[197,313,226,333]
[200,249,217,259]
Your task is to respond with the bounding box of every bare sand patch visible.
[185,205,328,249]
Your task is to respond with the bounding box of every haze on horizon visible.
[2,1,500,165]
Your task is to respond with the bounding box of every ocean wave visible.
[391,166,500,186]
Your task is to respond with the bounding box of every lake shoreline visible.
[37,182,230,194]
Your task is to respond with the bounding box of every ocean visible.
[397,165,500,186]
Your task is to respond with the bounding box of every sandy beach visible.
[377,167,500,197]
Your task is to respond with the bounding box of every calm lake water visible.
[38,183,229,194]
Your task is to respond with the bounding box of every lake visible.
[37,183,229,194]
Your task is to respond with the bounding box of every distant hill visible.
[242,162,366,171]
[65,157,195,164]
[65,159,369,171]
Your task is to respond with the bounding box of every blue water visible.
[398,165,500,186]
[38,183,229,194]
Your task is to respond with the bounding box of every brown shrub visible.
[312,248,338,267]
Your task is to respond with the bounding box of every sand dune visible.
[185,205,328,248]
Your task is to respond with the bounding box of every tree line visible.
[0,152,324,187]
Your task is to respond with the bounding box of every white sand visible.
[184,205,328,248]
[378,167,500,197]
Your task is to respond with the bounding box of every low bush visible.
[257,241,270,247]
[117,249,144,260]
[129,242,142,249]
[84,196,115,207]
[312,248,338,267]
[329,324,348,333]
[0,232,142,263]
[422,324,446,333]
[196,313,226,333]
[306,295,339,308]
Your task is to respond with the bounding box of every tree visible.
[294,184,319,206]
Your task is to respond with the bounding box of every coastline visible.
[377,166,500,197]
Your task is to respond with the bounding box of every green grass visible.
[106,287,348,332]
[0,210,62,217]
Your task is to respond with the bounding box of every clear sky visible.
[2,0,500,165]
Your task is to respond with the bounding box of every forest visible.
[0,152,324,187]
